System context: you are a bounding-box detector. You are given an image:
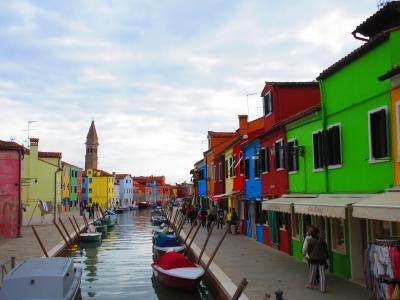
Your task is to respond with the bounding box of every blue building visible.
[115,174,134,207]
[243,139,261,238]
[195,159,207,208]
[82,176,88,203]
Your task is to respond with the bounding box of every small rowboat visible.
[80,232,102,242]
[152,252,204,292]
[138,201,150,209]
[129,205,139,210]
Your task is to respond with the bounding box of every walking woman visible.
[306,227,329,293]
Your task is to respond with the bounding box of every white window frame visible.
[368,105,390,163]
[254,151,260,179]
[312,129,324,172]
[287,138,298,175]
[264,91,273,117]
[396,101,400,162]
[327,123,343,169]
[274,139,285,171]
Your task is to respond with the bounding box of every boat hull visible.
[152,267,201,293]
[80,232,102,242]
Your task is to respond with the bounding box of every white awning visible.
[262,195,316,213]
[353,191,400,222]
[294,195,370,219]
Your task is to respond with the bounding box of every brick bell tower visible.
[85,121,99,170]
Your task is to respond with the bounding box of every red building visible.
[0,140,24,238]
[259,82,320,199]
[258,82,320,254]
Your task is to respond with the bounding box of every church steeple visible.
[85,121,99,170]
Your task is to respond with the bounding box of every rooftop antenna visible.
[246,92,258,118]
[22,120,37,147]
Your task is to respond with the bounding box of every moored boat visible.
[153,245,186,259]
[152,252,204,292]
[116,206,129,213]
[138,201,150,209]
[0,257,82,300]
[129,204,139,210]
[80,232,102,242]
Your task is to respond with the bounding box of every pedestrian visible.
[200,209,207,227]
[189,206,197,225]
[206,209,216,232]
[302,224,314,262]
[217,207,224,229]
[306,227,329,293]
[185,205,190,223]
[230,208,238,234]
[88,204,94,219]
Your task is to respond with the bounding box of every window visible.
[254,152,260,178]
[292,213,300,240]
[372,220,391,239]
[260,147,270,173]
[331,218,346,253]
[287,140,299,173]
[263,91,273,116]
[229,157,233,177]
[244,158,250,179]
[89,178,92,183]
[82,188,86,193]
[274,140,284,170]
[255,201,262,224]
[232,155,237,177]
[219,163,222,182]
[74,186,77,193]
[89,188,92,193]
[225,160,229,179]
[240,152,244,175]
[369,107,389,161]
[212,164,216,182]
[313,130,324,170]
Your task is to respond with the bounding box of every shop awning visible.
[352,191,400,222]
[294,195,369,219]
[211,193,228,202]
[262,195,316,213]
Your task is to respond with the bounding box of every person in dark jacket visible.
[306,227,329,293]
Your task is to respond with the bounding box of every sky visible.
[0,0,381,184]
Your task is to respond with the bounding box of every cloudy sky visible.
[0,1,380,184]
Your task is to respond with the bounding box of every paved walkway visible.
[0,211,89,268]
[179,220,370,300]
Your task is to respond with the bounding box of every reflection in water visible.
[68,209,215,300]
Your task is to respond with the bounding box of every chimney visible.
[29,138,39,160]
[238,115,248,135]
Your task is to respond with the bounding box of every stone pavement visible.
[0,211,89,268]
[179,221,370,300]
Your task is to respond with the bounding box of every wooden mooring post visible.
[197,222,215,264]
[231,278,248,300]
[185,221,202,254]
[177,214,187,237]
[72,215,81,233]
[83,215,89,227]
[54,221,70,247]
[204,225,230,273]
[31,226,49,257]
[68,216,80,238]
[183,216,200,245]
[172,210,180,230]
[58,218,73,245]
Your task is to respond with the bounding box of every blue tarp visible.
[155,235,180,247]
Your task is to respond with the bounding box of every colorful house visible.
[61,162,82,212]
[0,140,24,238]
[21,138,62,225]
[84,169,114,208]
[258,81,320,253]
[114,174,133,207]
[194,159,207,207]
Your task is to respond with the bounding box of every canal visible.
[68,209,216,300]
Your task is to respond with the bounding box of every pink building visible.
[0,140,24,238]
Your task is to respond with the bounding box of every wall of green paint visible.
[286,113,327,193]
[320,35,398,193]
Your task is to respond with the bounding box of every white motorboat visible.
[0,257,82,300]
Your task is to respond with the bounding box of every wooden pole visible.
[72,215,81,233]
[197,222,215,264]
[172,210,179,230]
[183,216,199,245]
[231,278,248,300]
[177,214,187,239]
[68,216,80,238]
[59,218,72,245]
[185,221,202,253]
[204,225,230,273]
[54,221,70,247]
[83,215,89,227]
[31,226,49,257]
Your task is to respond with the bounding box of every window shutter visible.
[260,149,266,173]
[330,126,341,165]
[265,147,270,172]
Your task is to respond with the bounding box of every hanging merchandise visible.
[367,239,400,300]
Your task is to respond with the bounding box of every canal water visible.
[68,209,216,300]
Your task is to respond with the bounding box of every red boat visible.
[151,252,204,292]
[138,201,150,209]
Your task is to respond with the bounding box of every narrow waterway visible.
[68,209,215,300]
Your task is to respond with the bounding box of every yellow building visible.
[224,146,234,219]
[84,169,114,208]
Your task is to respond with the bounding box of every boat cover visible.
[155,235,180,247]
[154,252,196,270]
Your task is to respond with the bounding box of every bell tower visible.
[85,121,99,170]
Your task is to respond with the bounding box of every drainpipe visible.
[17,150,23,237]
[54,167,62,223]
[319,81,329,193]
